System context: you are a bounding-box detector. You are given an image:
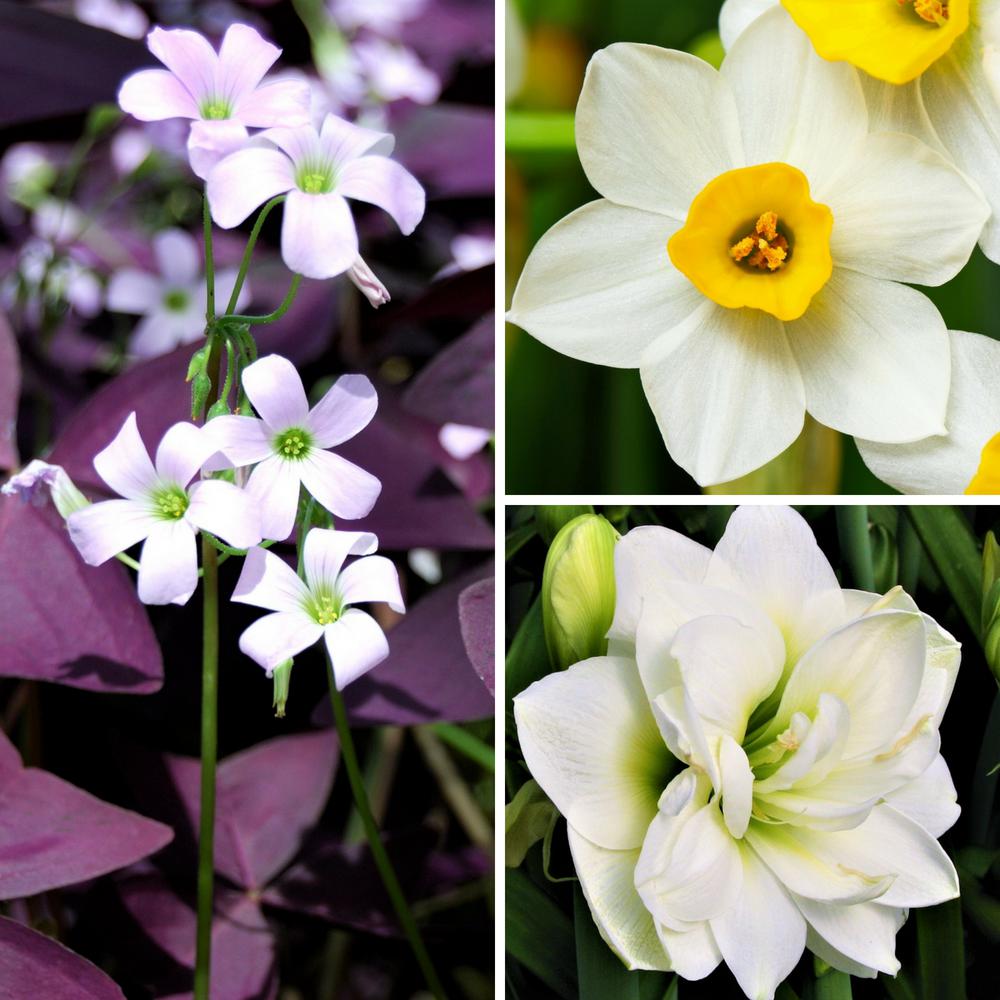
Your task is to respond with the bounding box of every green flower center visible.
[152,485,189,520]
[308,589,344,626]
[200,98,232,120]
[163,288,190,312]
[296,165,335,195]
[274,427,313,461]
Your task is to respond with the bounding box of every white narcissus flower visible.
[106,228,247,359]
[233,527,404,688]
[67,413,262,605]
[720,0,1000,264]
[205,355,381,542]
[507,9,989,486]
[858,330,1000,493]
[515,506,961,1000]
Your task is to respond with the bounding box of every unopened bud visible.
[271,659,293,718]
[206,399,230,421]
[347,256,391,308]
[190,370,212,421]
[2,460,89,519]
[982,532,1000,684]
[535,505,593,545]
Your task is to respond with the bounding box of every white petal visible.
[206,148,294,229]
[93,411,158,501]
[203,414,272,467]
[235,80,312,129]
[298,448,381,521]
[513,655,671,850]
[722,6,867,196]
[566,827,671,972]
[575,44,742,218]
[216,23,280,103]
[232,546,310,613]
[302,527,378,593]
[639,302,806,486]
[655,921,723,982]
[246,455,301,542]
[858,329,1000,494]
[320,113,394,162]
[153,228,201,286]
[117,68,199,121]
[281,191,358,280]
[858,75,940,148]
[608,524,713,647]
[187,119,250,181]
[797,897,903,977]
[186,479,261,549]
[337,155,425,235]
[129,312,198,359]
[67,499,157,565]
[825,132,987,286]
[154,421,217,488]
[337,555,404,613]
[719,735,753,839]
[719,0,777,50]
[324,608,390,688]
[239,610,323,672]
[507,200,704,368]
[147,26,217,103]
[242,354,310,432]
[709,843,807,1000]
[137,519,198,605]
[106,269,162,314]
[884,755,960,839]
[653,686,721,787]
[706,505,846,668]
[785,269,950,443]
[305,373,378,448]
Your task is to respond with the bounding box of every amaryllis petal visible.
[883,754,960,839]
[246,454,301,542]
[337,155,425,235]
[93,411,158,501]
[68,499,158,566]
[206,147,294,228]
[320,112,394,163]
[233,546,311,614]
[337,555,404,613]
[302,528,377,593]
[118,68,199,121]
[798,897,903,978]
[216,22,280,103]
[242,354,309,430]
[137,519,198,605]
[235,80,311,129]
[324,608,389,689]
[154,421,216,486]
[106,269,162,314]
[299,448,381,521]
[239,609,324,671]
[204,414,272,467]
[305,374,378,448]
[281,190,358,279]
[186,479,261,550]
[146,26,217,104]
[187,118,250,181]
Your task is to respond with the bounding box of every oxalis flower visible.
[507,8,988,486]
[67,413,262,605]
[205,113,425,280]
[720,0,1000,264]
[205,354,381,542]
[515,506,961,1000]
[233,528,404,688]
[117,23,311,179]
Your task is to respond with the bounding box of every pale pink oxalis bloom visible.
[106,228,248,359]
[330,0,427,36]
[117,23,311,179]
[67,414,262,605]
[205,354,381,542]
[233,528,404,688]
[206,113,425,280]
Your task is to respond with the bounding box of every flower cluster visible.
[515,507,961,999]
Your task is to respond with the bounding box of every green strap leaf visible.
[506,111,576,153]
[507,868,577,998]
[916,898,966,1000]
[836,506,875,592]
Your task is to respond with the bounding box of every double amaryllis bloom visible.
[508,8,989,486]
[515,507,961,1000]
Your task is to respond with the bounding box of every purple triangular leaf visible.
[0,498,163,693]
[0,313,19,471]
[0,916,127,999]
[458,576,494,696]
[161,731,337,890]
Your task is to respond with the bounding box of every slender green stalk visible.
[115,552,141,572]
[428,722,495,772]
[226,195,285,314]
[325,658,448,1000]
[229,273,303,326]
[193,538,220,1000]
[203,196,216,322]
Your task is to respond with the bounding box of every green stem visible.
[836,506,874,592]
[428,722,495,772]
[193,538,219,1000]
[325,661,447,1000]
[115,551,141,572]
[228,273,302,326]
[203,196,216,323]
[225,195,285,315]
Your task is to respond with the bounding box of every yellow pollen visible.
[901,0,949,25]
[729,211,790,272]
[776,727,799,752]
[315,597,340,626]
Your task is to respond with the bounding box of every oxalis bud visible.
[206,399,230,421]
[541,513,618,670]
[271,659,293,718]
[982,532,1000,684]
[190,370,212,421]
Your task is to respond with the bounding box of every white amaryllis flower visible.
[233,527,404,688]
[720,0,1000,264]
[515,506,961,1000]
[858,330,1000,493]
[507,8,988,486]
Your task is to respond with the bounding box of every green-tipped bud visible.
[541,513,618,670]
[535,505,593,544]
[206,399,230,421]
[190,370,212,421]
[982,532,1000,684]
[272,659,293,718]
[186,345,209,383]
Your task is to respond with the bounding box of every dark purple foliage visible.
[459,576,494,695]
[0,315,19,471]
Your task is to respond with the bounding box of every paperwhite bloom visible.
[233,528,404,688]
[106,228,247,359]
[859,330,1000,493]
[67,414,262,605]
[507,9,989,485]
[720,0,1000,264]
[515,506,961,1000]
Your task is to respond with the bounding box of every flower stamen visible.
[730,212,790,272]
[899,0,949,26]
[152,485,188,520]
[273,427,313,461]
